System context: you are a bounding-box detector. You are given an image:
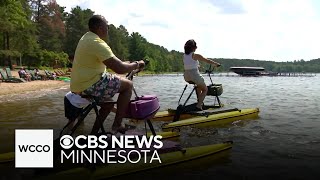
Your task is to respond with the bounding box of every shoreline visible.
[0,70,69,97]
[0,80,69,97]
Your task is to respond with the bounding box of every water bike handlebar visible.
[206,63,220,74]
[207,63,221,84]
[126,59,149,80]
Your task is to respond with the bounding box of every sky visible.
[55,0,320,62]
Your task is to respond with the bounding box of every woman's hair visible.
[184,39,197,55]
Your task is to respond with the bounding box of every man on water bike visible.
[183,39,221,111]
[70,15,145,134]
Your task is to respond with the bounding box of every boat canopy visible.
[229,67,265,76]
[229,67,265,71]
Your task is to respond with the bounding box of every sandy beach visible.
[0,69,129,97]
[0,80,68,96]
[0,70,69,96]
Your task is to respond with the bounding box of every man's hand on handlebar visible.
[127,59,148,80]
[136,60,145,70]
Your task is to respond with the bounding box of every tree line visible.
[1,0,319,73]
[211,58,320,73]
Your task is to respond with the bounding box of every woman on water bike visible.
[183,39,221,111]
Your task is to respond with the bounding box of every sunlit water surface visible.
[0,74,319,180]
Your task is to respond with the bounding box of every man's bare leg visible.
[112,78,133,132]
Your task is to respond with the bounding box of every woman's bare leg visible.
[196,84,208,110]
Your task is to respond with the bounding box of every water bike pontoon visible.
[0,142,232,179]
[31,142,232,180]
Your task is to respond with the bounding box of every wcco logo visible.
[15,129,53,168]
[18,144,51,153]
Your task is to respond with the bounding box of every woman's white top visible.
[183,53,199,70]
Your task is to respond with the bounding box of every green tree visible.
[43,0,65,51]
[107,25,130,60]
[64,6,94,56]
[129,32,147,60]
[31,0,65,51]
[0,0,31,69]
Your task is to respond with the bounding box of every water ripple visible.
[1,74,320,178]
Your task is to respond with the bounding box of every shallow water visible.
[0,74,320,179]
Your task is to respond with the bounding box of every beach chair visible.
[5,68,15,78]
[35,69,47,80]
[54,70,63,76]
[26,70,41,80]
[44,70,56,80]
[60,70,71,77]
[57,69,71,77]
[58,69,66,76]
[0,69,26,83]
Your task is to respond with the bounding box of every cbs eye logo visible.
[60,135,74,149]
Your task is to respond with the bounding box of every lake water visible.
[0,74,319,180]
